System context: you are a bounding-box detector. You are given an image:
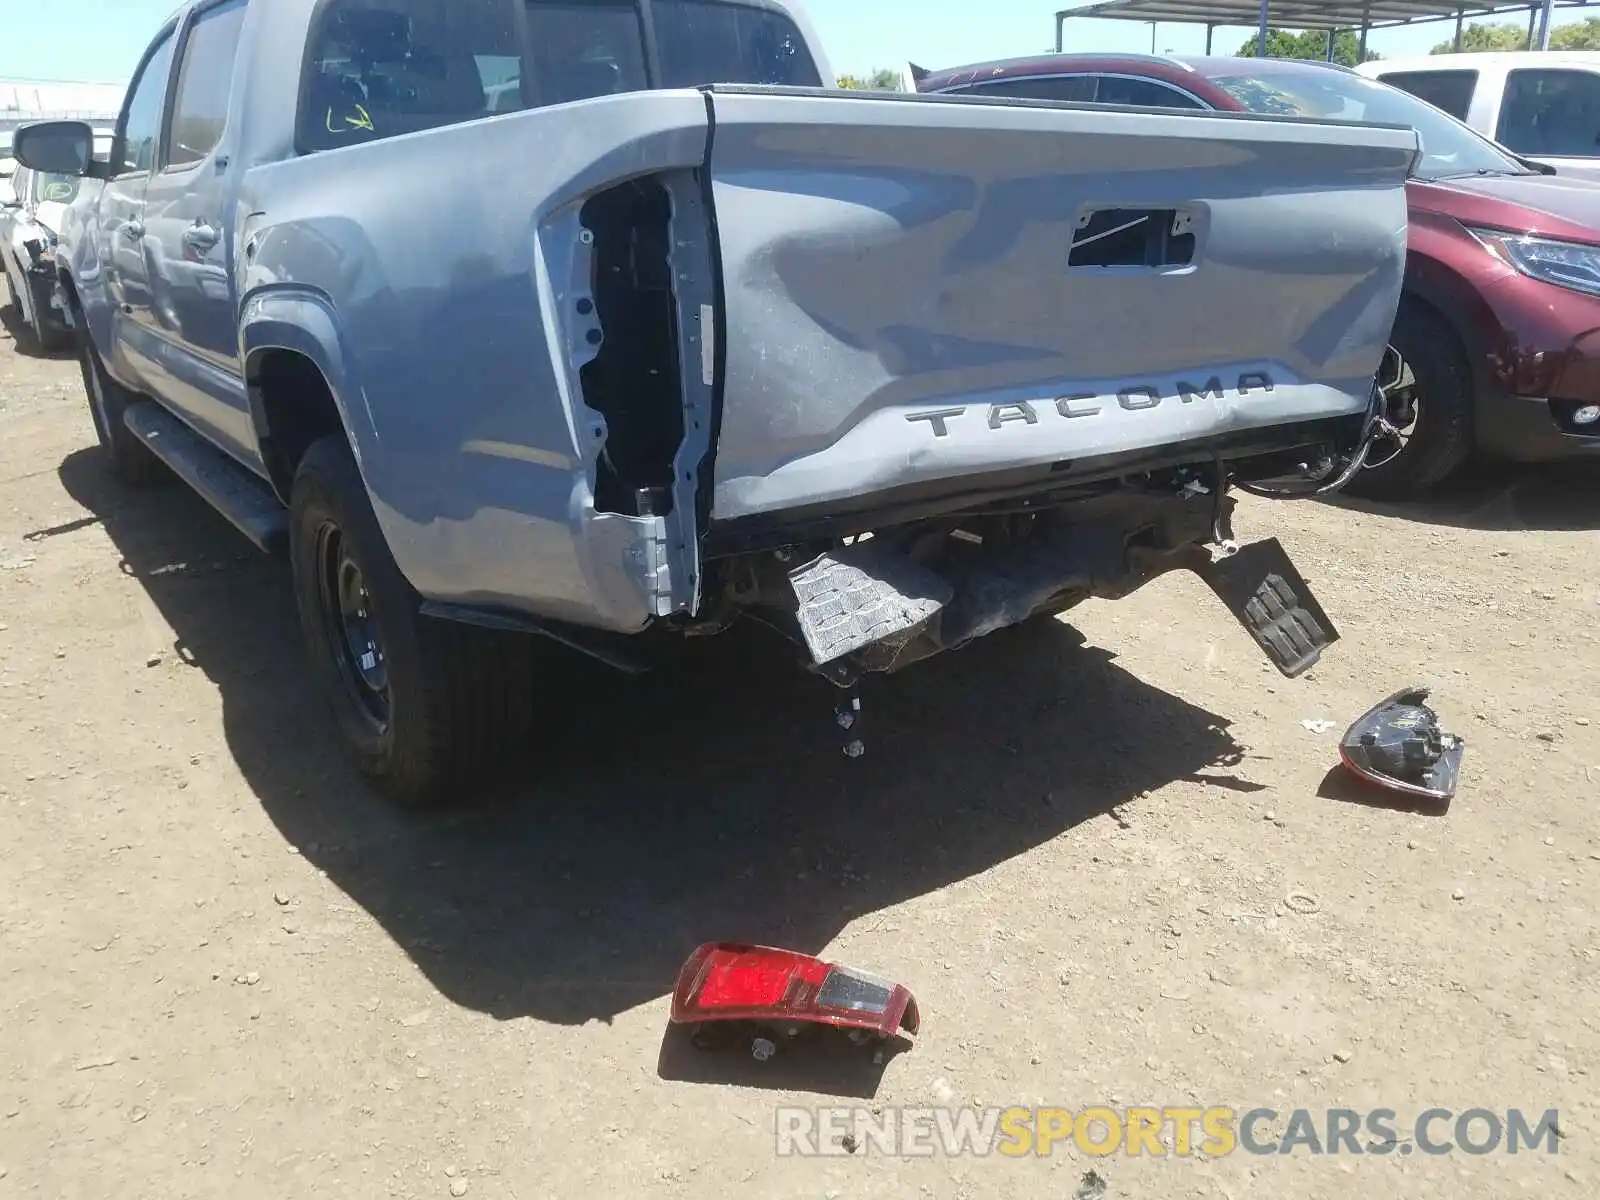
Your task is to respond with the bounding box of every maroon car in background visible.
[912,54,1600,498]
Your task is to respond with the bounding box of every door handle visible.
[122,220,145,240]
[183,222,219,252]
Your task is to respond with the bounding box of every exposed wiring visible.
[1233,383,1391,500]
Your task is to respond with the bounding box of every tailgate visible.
[701,87,1417,522]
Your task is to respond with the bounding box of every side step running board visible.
[122,401,289,554]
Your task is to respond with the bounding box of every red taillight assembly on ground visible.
[670,942,919,1039]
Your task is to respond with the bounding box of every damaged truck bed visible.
[566,86,1414,685]
[19,0,1418,802]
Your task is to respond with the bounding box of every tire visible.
[288,436,541,807]
[76,322,166,485]
[31,302,72,354]
[1342,300,1474,500]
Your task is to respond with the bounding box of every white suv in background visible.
[1358,52,1600,180]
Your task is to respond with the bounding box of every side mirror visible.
[12,121,100,178]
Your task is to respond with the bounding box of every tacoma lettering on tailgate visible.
[905,373,1277,439]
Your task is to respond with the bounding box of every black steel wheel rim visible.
[315,521,391,730]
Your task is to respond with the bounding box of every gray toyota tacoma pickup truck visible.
[14,0,1416,805]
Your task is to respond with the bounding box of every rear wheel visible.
[1343,300,1474,500]
[289,436,542,806]
[29,297,71,353]
[76,321,165,485]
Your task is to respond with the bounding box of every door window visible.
[947,75,1097,102]
[165,0,251,169]
[1092,75,1206,109]
[1375,69,1477,120]
[1498,68,1600,158]
[34,173,82,205]
[120,29,179,175]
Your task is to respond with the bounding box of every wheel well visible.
[1398,288,1453,339]
[249,348,347,502]
[1398,278,1482,390]
[56,270,81,316]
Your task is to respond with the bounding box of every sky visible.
[0,0,1591,85]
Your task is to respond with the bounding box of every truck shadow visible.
[1322,461,1600,532]
[59,446,1249,1027]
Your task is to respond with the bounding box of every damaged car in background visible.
[0,128,112,351]
[14,0,1415,805]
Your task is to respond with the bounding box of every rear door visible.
[699,88,1417,522]
[138,0,255,461]
[101,24,179,391]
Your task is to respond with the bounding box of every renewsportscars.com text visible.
[775,1106,1562,1159]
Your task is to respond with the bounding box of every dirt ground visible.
[1,303,1598,1200]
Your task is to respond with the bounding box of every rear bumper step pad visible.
[787,531,1338,680]
[789,541,953,666]
[1195,537,1338,678]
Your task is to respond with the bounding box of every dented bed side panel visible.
[242,91,716,633]
[701,90,1416,521]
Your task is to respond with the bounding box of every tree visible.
[1431,16,1600,53]
[1552,16,1600,49]
[1234,29,1379,67]
[1430,21,1527,53]
[836,68,903,91]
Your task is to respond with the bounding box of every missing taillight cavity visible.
[1069,207,1196,269]
[579,176,686,517]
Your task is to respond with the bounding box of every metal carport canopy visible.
[1056,0,1576,36]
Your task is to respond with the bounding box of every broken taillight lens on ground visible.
[670,942,919,1043]
[1338,686,1465,804]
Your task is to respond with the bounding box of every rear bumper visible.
[705,412,1367,555]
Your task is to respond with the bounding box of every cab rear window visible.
[1376,69,1477,121]
[298,0,524,153]
[654,0,820,88]
[297,0,820,154]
